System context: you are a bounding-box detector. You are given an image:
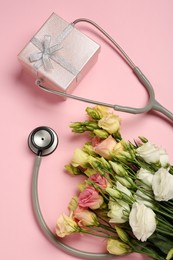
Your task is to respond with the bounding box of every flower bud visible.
[116,176,134,189]
[96,157,112,172]
[109,161,127,176]
[166,248,173,260]
[88,156,100,169]
[93,129,109,139]
[86,107,101,120]
[83,142,96,156]
[94,105,109,118]
[70,122,86,133]
[107,239,132,255]
[68,196,78,211]
[85,121,98,131]
[138,136,148,143]
[115,226,130,244]
[65,164,83,175]
[106,187,122,199]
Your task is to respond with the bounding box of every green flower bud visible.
[106,187,122,199]
[65,164,83,175]
[86,107,101,120]
[166,248,173,260]
[93,129,109,139]
[94,105,110,118]
[138,136,148,143]
[109,161,127,176]
[115,226,130,244]
[68,196,78,211]
[107,239,132,255]
[69,122,86,133]
[88,156,100,169]
[83,142,97,156]
[85,121,98,131]
[99,157,112,171]
[116,176,134,189]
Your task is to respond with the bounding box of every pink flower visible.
[94,135,117,159]
[78,186,103,209]
[73,206,99,227]
[89,172,108,189]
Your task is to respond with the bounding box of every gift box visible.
[18,13,100,95]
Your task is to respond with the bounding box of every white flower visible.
[108,200,130,224]
[152,168,173,201]
[136,142,169,167]
[159,148,170,167]
[135,190,154,208]
[116,181,132,197]
[98,113,121,134]
[129,202,156,242]
[136,168,153,187]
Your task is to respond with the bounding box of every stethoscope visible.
[28,126,113,259]
[28,18,173,260]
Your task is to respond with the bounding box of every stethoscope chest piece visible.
[28,126,58,156]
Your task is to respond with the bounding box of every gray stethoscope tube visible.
[36,18,173,122]
[28,126,113,259]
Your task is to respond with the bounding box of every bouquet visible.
[55,105,173,260]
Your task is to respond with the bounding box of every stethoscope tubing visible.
[36,18,173,122]
[32,155,114,259]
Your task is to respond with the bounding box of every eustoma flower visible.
[129,202,156,242]
[78,186,103,209]
[107,200,130,223]
[98,113,121,134]
[71,148,89,167]
[93,135,117,159]
[89,172,109,189]
[136,141,169,167]
[73,206,99,227]
[136,168,153,187]
[55,214,78,237]
[152,167,173,201]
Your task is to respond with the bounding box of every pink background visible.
[1,0,172,259]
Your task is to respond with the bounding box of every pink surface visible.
[0,0,172,260]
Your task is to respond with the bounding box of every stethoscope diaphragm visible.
[28,126,58,156]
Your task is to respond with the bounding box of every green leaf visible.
[149,233,173,254]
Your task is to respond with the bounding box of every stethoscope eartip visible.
[28,126,58,156]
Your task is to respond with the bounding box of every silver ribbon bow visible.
[29,24,78,75]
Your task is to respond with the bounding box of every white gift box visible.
[18,13,100,95]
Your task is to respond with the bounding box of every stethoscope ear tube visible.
[35,17,173,122]
[31,155,114,259]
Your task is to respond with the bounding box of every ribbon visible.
[29,24,79,76]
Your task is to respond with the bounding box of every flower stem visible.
[80,229,116,239]
[154,208,173,220]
